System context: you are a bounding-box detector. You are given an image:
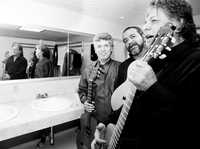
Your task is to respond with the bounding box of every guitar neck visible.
[108,97,133,149]
[87,80,93,102]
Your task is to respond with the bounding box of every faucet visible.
[36,93,48,99]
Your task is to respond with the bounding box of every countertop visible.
[0,93,84,141]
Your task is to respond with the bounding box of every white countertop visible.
[0,94,84,141]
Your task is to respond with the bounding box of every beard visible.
[127,43,143,57]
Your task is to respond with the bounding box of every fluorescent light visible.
[119,16,125,19]
[19,26,45,32]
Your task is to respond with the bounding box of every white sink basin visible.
[31,96,73,111]
[0,104,18,123]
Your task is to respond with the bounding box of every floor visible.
[11,127,78,149]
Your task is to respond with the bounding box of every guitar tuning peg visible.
[165,46,171,51]
[171,37,176,44]
[159,54,167,59]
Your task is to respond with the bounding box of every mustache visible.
[128,42,138,50]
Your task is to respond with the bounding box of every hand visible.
[127,60,157,91]
[84,100,95,112]
[91,123,106,149]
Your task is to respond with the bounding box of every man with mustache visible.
[91,26,146,149]
[92,0,200,148]
[114,26,146,89]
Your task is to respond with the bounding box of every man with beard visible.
[92,0,200,149]
[114,26,145,89]
[91,26,146,149]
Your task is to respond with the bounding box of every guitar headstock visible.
[88,63,103,82]
[142,23,176,62]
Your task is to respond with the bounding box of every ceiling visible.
[33,0,200,23]
[0,24,93,42]
[0,0,199,41]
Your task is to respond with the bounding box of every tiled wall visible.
[0,77,80,104]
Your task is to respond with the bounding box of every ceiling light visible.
[119,16,125,19]
[19,26,45,32]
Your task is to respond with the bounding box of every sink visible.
[31,96,73,111]
[0,104,18,123]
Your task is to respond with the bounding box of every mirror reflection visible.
[0,24,94,80]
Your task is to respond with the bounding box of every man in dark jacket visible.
[114,26,146,91]
[34,44,53,78]
[77,33,120,149]
[92,0,200,149]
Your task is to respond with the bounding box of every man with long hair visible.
[3,43,27,80]
[92,0,200,148]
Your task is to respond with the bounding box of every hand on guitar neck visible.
[84,100,95,113]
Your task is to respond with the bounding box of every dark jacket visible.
[5,55,27,79]
[112,40,200,149]
[34,58,53,78]
[114,57,136,89]
[78,59,121,123]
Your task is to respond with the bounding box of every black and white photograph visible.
[0,0,200,149]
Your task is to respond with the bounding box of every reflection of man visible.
[114,26,145,89]
[93,0,200,149]
[4,43,27,80]
[34,44,53,78]
[76,33,120,149]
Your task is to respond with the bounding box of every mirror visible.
[0,24,94,80]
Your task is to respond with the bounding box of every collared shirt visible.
[78,59,120,123]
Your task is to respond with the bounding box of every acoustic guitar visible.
[92,22,176,149]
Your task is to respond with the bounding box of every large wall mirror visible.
[0,24,94,81]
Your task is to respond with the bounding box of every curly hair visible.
[150,0,198,43]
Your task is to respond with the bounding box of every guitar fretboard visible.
[87,80,93,102]
[108,96,133,149]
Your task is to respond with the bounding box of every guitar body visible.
[77,112,98,149]
[111,80,136,111]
